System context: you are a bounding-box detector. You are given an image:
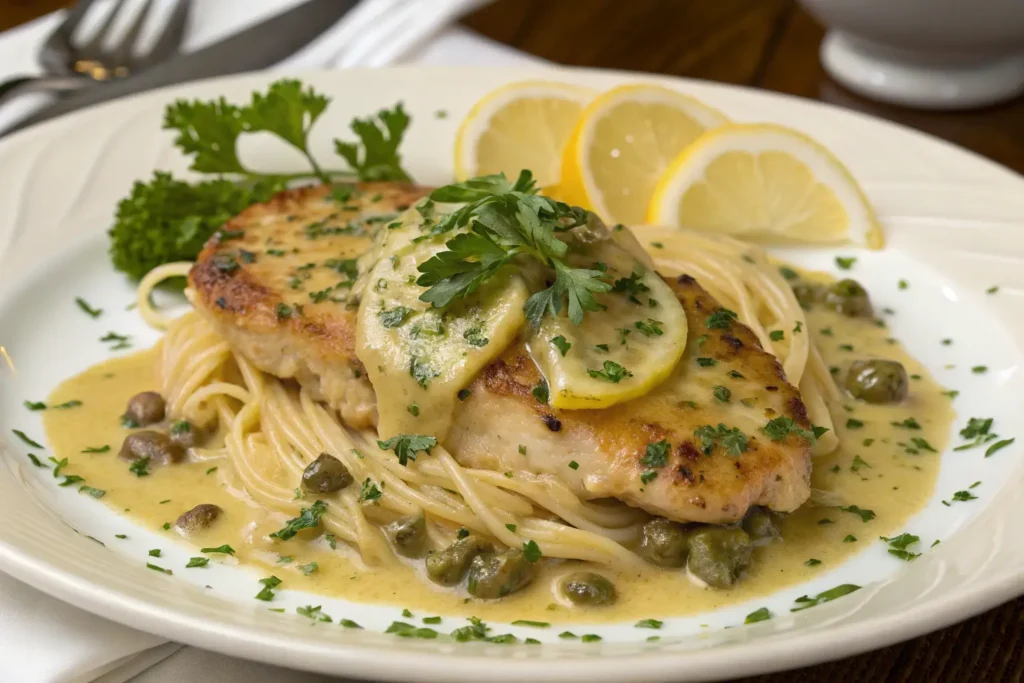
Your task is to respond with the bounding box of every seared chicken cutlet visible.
[189,182,430,428]
[448,274,812,525]
[191,184,812,525]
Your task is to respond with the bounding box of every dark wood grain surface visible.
[1,1,1022,681]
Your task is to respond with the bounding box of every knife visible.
[4,0,359,137]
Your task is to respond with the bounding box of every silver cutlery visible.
[3,0,361,137]
[0,0,192,109]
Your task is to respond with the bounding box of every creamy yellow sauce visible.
[42,298,953,623]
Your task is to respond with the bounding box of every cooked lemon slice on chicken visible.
[559,84,729,224]
[648,123,883,248]
[528,242,687,410]
[455,80,594,187]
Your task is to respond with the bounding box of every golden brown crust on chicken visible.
[189,182,430,427]
[448,273,813,524]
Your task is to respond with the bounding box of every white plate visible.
[0,67,1022,682]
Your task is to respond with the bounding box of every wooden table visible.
[2,1,1023,681]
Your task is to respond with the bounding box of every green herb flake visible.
[75,297,103,318]
[201,544,235,555]
[82,445,110,453]
[376,434,437,466]
[835,256,856,270]
[550,335,571,356]
[791,584,860,611]
[587,360,632,383]
[744,607,772,624]
[270,500,328,540]
[11,429,43,448]
[146,563,172,575]
[522,540,542,563]
[255,576,282,601]
[186,557,209,568]
[839,505,875,522]
[634,619,663,629]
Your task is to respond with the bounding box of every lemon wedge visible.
[527,240,687,410]
[455,81,594,187]
[559,84,729,225]
[648,123,883,248]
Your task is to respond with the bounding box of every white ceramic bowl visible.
[799,0,1024,109]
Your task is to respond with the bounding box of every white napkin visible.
[0,2,542,681]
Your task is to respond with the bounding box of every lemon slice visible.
[455,81,594,187]
[648,123,883,247]
[527,241,687,410]
[559,84,729,225]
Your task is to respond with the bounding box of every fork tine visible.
[109,0,156,69]
[38,0,100,73]
[78,0,131,60]
[144,0,192,65]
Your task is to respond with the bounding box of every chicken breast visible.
[189,182,430,428]
[448,273,812,524]
[190,184,812,524]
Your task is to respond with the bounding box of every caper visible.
[791,282,823,310]
[425,535,493,586]
[637,517,690,567]
[823,279,873,317]
[176,503,222,534]
[559,572,617,606]
[687,527,753,589]
[844,359,909,404]
[169,420,201,449]
[301,453,353,493]
[125,391,165,426]
[742,507,783,544]
[119,430,184,465]
[386,516,428,558]
[466,549,536,599]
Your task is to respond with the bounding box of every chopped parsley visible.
[359,478,382,503]
[985,438,1014,457]
[898,279,909,290]
[948,490,978,503]
[694,423,748,456]
[972,365,988,374]
[850,455,872,473]
[640,440,670,468]
[79,486,106,499]
[376,434,438,466]
[890,417,922,430]
[186,557,209,568]
[128,456,150,477]
[842,535,857,543]
[255,576,282,601]
[463,326,489,348]
[550,335,571,356]
[522,540,542,562]
[695,357,717,367]
[778,266,799,281]
[634,619,663,629]
[378,306,413,328]
[75,297,103,318]
[835,256,856,270]
[769,330,785,342]
[705,308,738,329]
[531,379,550,404]
[987,286,999,294]
[881,533,921,561]
[201,544,235,555]
[763,416,820,443]
[634,319,664,337]
[744,607,772,624]
[839,505,876,522]
[791,584,860,611]
[804,559,821,567]
[511,620,550,628]
[11,429,43,448]
[568,460,579,470]
[712,385,731,403]
[146,563,172,575]
[846,419,864,429]
[587,360,632,383]
[270,500,328,540]
[299,562,319,576]
[298,605,333,623]
[81,445,110,453]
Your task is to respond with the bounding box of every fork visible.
[0,0,191,109]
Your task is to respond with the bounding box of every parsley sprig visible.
[416,172,609,326]
[110,79,412,280]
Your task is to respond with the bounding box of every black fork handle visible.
[0,75,88,110]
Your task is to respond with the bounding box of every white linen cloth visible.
[0,1,541,680]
